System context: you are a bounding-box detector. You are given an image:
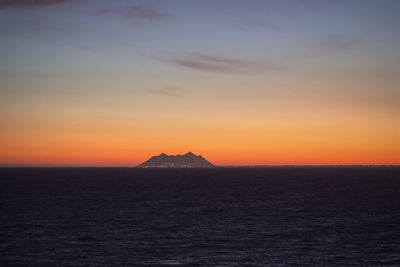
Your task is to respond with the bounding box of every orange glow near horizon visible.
[1,106,399,166]
[1,148,399,166]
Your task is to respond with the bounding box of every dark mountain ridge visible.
[138,152,214,167]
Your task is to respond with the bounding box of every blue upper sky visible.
[1,0,400,74]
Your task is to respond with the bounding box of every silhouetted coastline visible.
[139,152,214,168]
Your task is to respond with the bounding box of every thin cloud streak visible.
[160,54,281,74]
[147,86,179,96]
[97,5,171,21]
[0,0,71,9]
[319,34,363,51]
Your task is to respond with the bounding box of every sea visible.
[1,167,399,266]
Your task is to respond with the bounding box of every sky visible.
[1,0,399,166]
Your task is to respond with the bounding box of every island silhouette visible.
[139,152,214,168]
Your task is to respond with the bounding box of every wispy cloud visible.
[97,5,171,21]
[147,86,179,96]
[0,0,71,9]
[319,34,363,51]
[159,54,280,74]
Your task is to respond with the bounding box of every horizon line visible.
[1,164,399,168]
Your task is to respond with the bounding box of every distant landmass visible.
[139,152,214,168]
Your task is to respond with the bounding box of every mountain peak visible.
[139,152,214,168]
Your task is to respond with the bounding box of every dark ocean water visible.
[1,167,400,266]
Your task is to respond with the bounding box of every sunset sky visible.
[1,0,399,166]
